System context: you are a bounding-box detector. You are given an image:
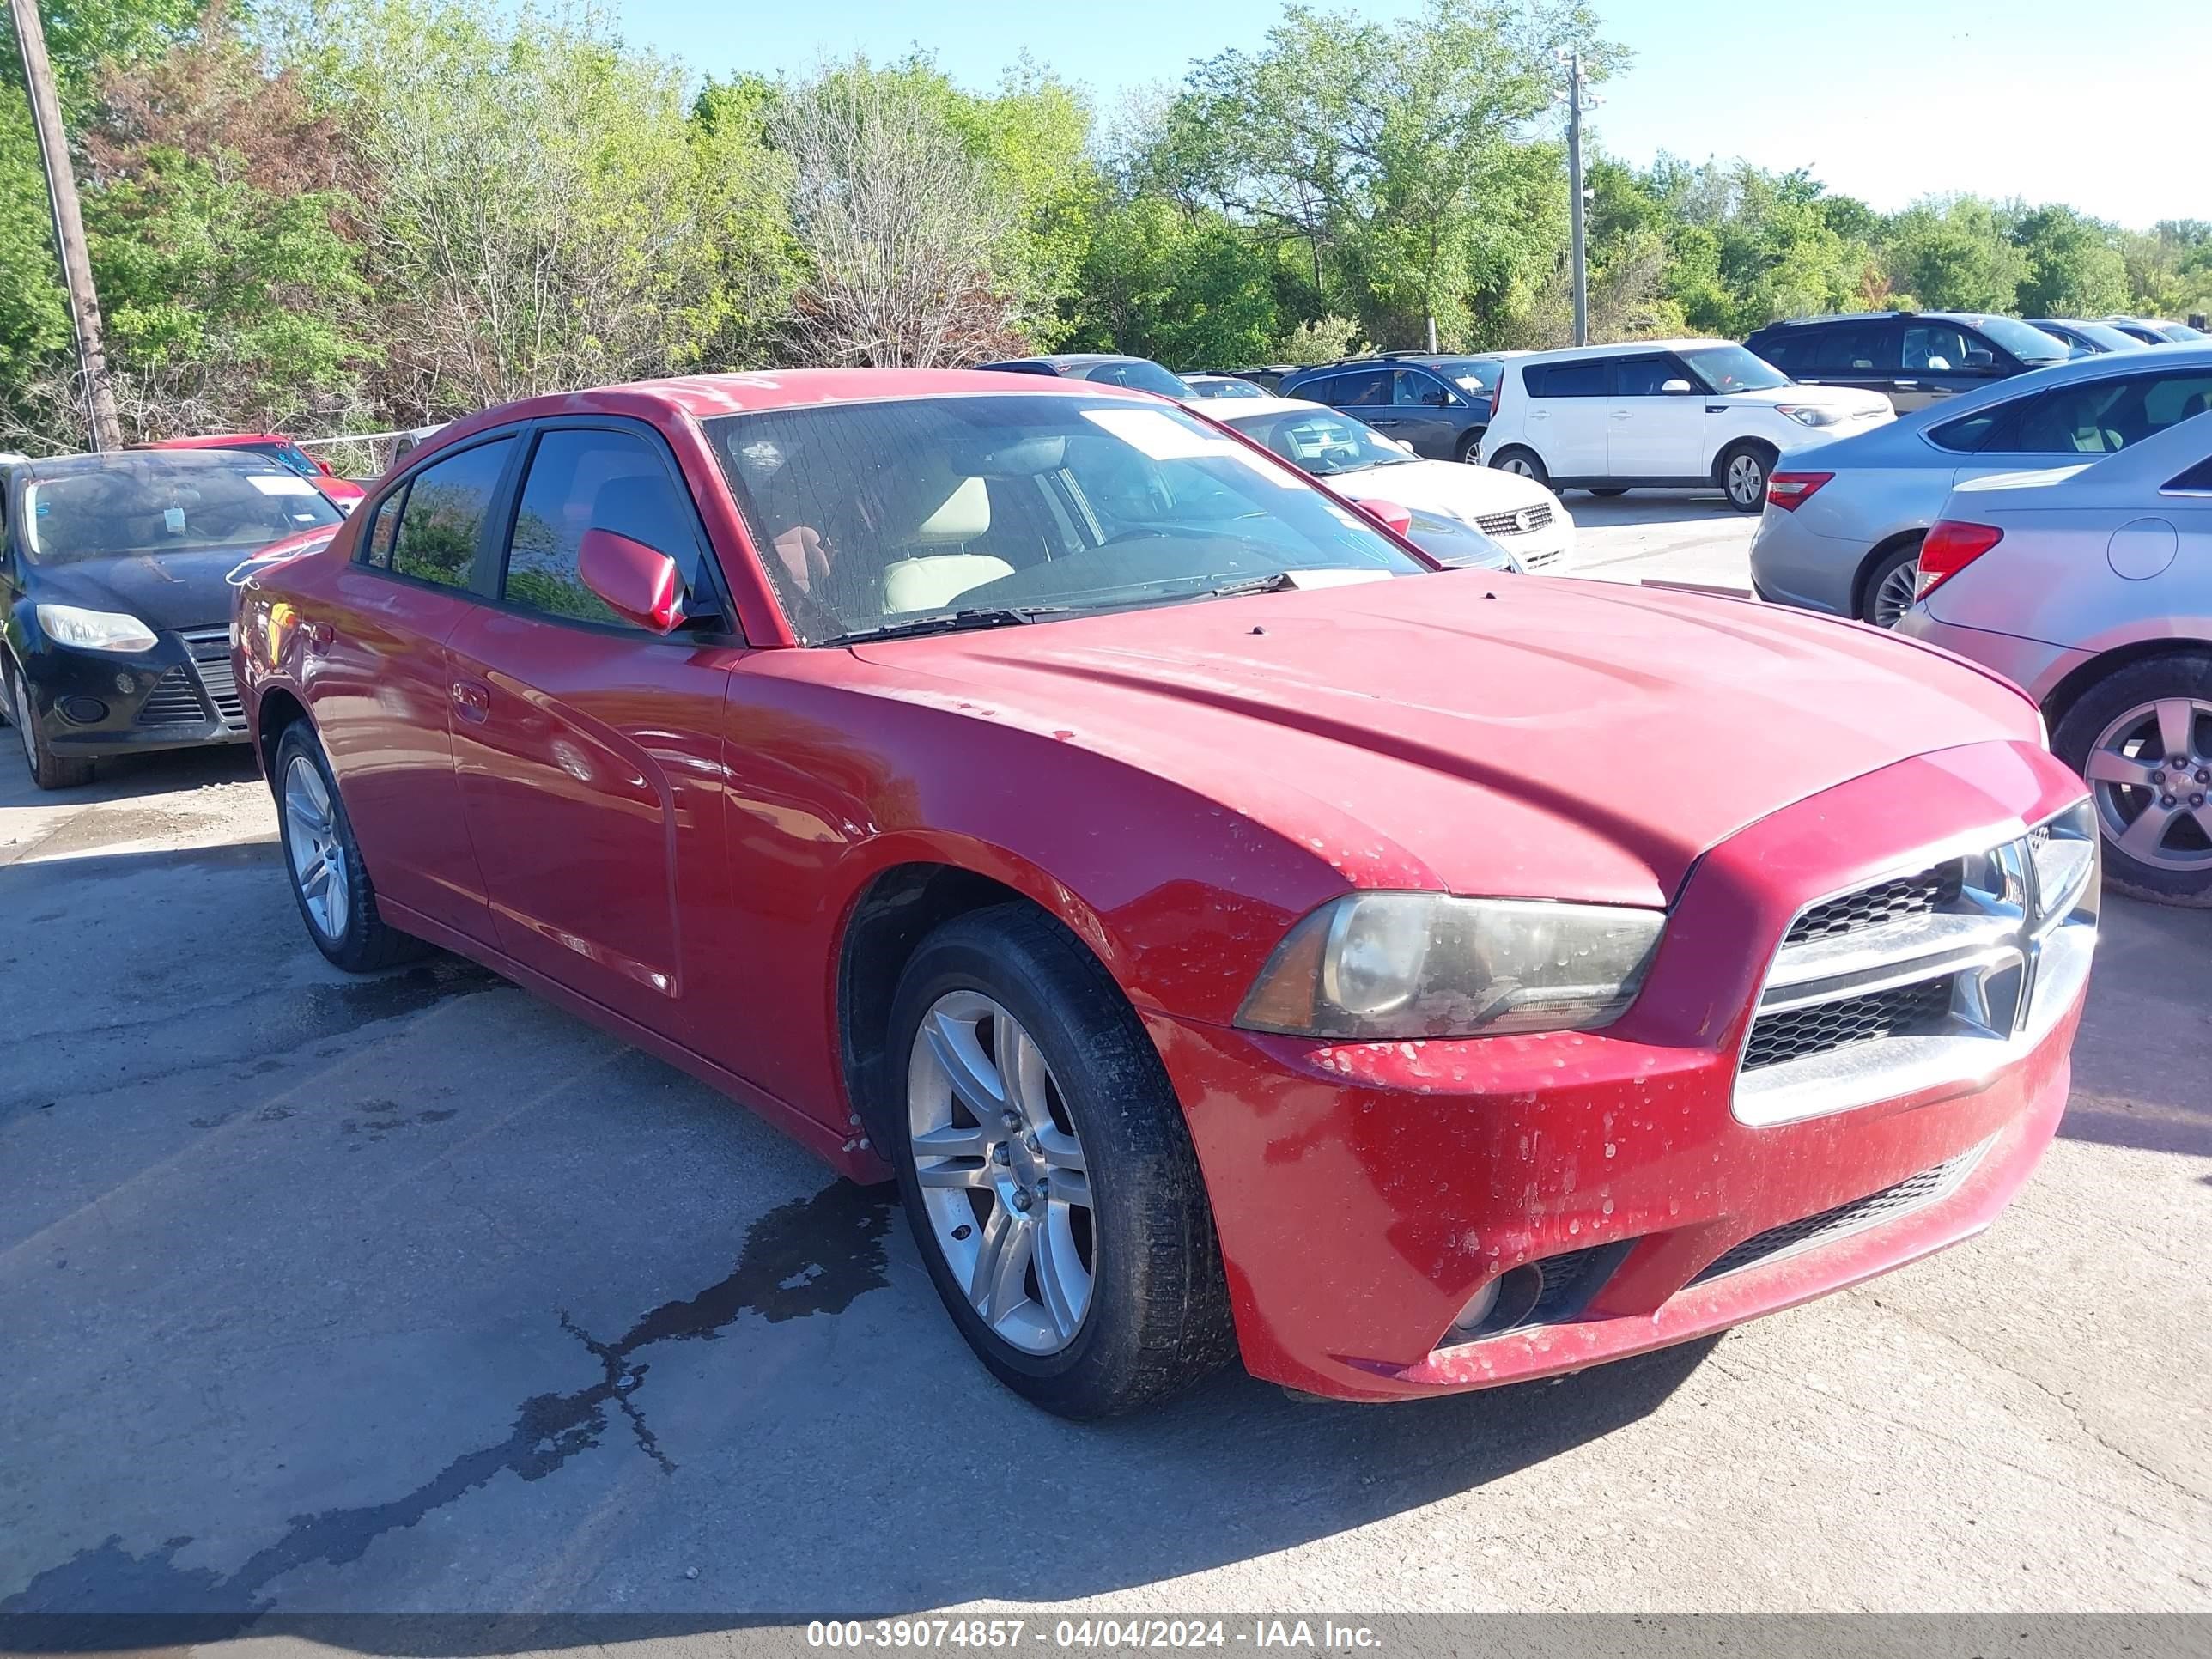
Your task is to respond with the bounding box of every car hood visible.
[27,543,271,632]
[1331,459,1557,520]
[1732,385,1894,420]
[852,574,2039,908]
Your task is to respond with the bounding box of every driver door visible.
[1604,353,1705,479]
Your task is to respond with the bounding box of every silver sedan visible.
[1750,344,2212,627]
[1897,413,2212,905]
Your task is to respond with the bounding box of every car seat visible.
[878,477,1013,613]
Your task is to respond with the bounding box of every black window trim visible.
[350,426,525,597]
[486,414,743,645]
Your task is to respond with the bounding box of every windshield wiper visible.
[821,605,1071,647]
[1171,571,1301,603]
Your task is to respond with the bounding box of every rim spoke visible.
[298,854,331,897]
[911,1121,988,1161]
[1032,1224,1082,1340]
[2087,748,2159,787]
[2191,802,2212,842]
[925,1011,1006,1121]
[971,1207,1033,1326]
[1037,1126,1085,1172]
[2154,699,2197,763]
[2117,801,2176,861]
[996,1018,1054,1131]
[1046,1165,1091,1208]
[285,785,330,836]
[915,1160,989,1190]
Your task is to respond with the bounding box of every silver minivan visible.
[1750,344,2212,626]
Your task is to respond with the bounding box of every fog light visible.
[58,695,108,725]
[1447,1265,1545,1341]
[1449,1279,1500,1334]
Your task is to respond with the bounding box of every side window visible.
[391,437,514,588]
[501,428,699,628]
[1327,370,1392,407]
[1810,323,1897,374]
[2165,453,2212,494]
[1288,374,1337,404]
[1610,356,1680,398]
[1528,362,1607,398]
[1928,406,2005,453]
[1394,369,1459,407]
[1754,334,1802,371]
[361,488,405,568]
[1994,375,2212,455]
[1903,323,1980,373]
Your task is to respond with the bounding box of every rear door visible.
[1520,359,1611,479]
[1901,320,2008,409]
[1798,320,1904,404]
[445,418,739,1039]
[1375,368,1472,458]
[1604,352,1706,479]
[312,434,518,941]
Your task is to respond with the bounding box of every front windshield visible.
[705,394,1426,645]
[2163,322,2209,342]
[21,464,341,566]
[1085,359,1194,398]
[1221,407,1417,477]
[1437,359,1501,394]
[1680,344,1792,393]
[1974,315,2069,363]
[1189,378,1264,398]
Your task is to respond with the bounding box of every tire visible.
[1858,538,1923,628]
[2051,653,2212,908]
[1717,441,1775,514]
[884,902,1235,1418]
[274,721,428,969]
[6,657,94,790]
[1490,446,1549,488]
[1455,428,1486,465]
[1588,488,1629,498]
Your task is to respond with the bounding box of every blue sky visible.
[618,0,2209,229]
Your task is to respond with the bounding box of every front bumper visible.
[1893,611,2091,707]
[15,626,249,757]
[1146,739,2093,1401]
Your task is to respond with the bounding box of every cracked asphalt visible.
[2,508,2207,1630]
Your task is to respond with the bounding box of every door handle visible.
[304,621,335,649]
[1610,410,1632,420]
[1893,380,1920,389]
[450,679,490,723]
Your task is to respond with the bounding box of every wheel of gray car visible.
[1717,441,1774,514]
[2052,653,2212,908]
[5,655,94,791]
[1490,447,1548,488]
[884,902,1235,1419]
[275,721,428,969]
[1860,539,1923,628]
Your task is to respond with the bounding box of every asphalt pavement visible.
[2,501,2206,1632]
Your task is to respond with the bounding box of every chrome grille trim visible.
[136,666,207,726]
[1733,805,2100,1127]
[179,626,246,732]
[1474,502,1553,537]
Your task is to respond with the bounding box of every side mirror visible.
[578,527,686,633]
[1355,498,1414,537]
[1423,389,1453,407]
[1661,378,1697,394]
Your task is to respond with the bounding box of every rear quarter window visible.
[1527,362,1607,398]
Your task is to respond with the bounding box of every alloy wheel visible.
[283,754,352,940]
[907,989,1094,1356]
[1726,452,1766,509]
[1500,456,1536,478]
[2084,697,2212,872]
[12,672,33,770]
[1871,558,1922,629]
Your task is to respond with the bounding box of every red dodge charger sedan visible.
[234,369,2099,1417]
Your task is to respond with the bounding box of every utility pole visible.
[1563,48,1589,348]
[9,0,122,451]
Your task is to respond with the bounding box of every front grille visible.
[136,666,207,726]
[179,627,245,731]
[1742,975,1954,1071]
[1784,862,1962,945]
[1691,1142,1987,1283]
[1524,1243,1630,1324]
[1475,502,1553,537]
[1519,547,1563,569]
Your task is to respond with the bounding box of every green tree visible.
[1883,198,2029,313]
[2011,204,2129,318]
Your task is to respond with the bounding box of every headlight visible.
[35,604,158,653]
[2029,799,2099,927]
[1774,404,1840,428]
[1237,891,1666,1040]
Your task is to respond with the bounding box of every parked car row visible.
[187,364,2100,1422]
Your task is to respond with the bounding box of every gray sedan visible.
[1897,413,2212,904]
[1749,344,2212,626]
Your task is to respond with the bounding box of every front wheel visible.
[885,904,1235,1418]
[6,657,94,790]
[1717,442,1774,513]
[1490,446,1549,488]
[275,722,428,969]
[2052,654,2212,907]
[1455,429,1486,465]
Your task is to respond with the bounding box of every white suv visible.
[1478,339,1894,512]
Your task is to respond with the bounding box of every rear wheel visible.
[1717,441,1775,513]
[884,903,1235,1418]
[1490,446,1549,488]
[276,722,428,969]
[1859,538,1923,628]
[2053,655,2212,907]
[1455,429,1486,465]
[5,657,94,790]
